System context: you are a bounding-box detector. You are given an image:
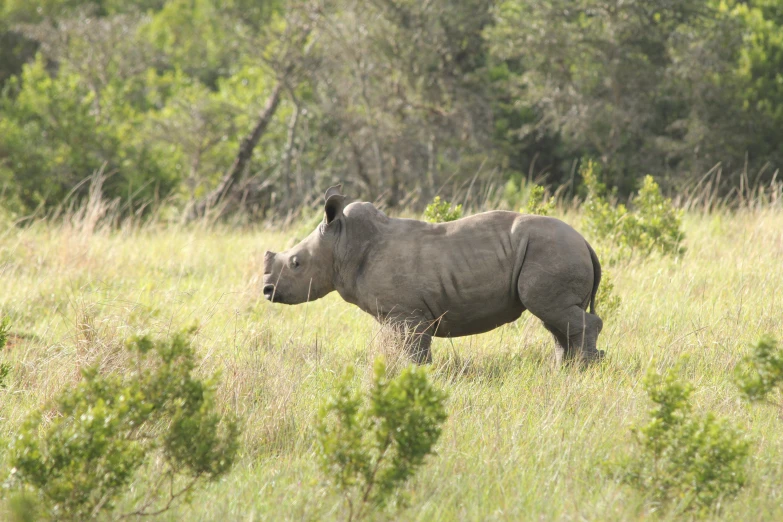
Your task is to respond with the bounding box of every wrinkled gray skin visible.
[263,185,604,366]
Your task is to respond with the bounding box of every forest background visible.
[2,0,783,219]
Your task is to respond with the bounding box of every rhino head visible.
[262,185,346,304]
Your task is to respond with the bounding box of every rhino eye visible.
[290,256,300,269]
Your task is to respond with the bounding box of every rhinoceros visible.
[263,185,604,366]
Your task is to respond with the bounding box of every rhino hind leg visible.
[543,324,569,367]
[542,307,604,366]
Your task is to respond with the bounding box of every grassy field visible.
[1,207,783,520]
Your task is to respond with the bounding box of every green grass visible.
[1,209,783,520]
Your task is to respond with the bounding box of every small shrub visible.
[629,175,686,256]
[4,329,240,521]
[735,335,783,403]
[0,317,8,348]
[316,358,448,521]
[502,177,554,215]
[614,363,750,516]
[424,196,462,223]
[583,160,685,258]
[595,270,621,321]
[582,160,622,240]
[524,185,555,216]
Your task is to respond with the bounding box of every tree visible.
[488,0,707,192]
[306,0,498,207]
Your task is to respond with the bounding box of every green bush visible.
[4,328,239,521]
[0,55,178,214]
[316,358,448,521]
[614,363,750,516]
[501,178,555,215]
[524,185,555,216]
[424,196,463,223]
[583,160,685,258]
[735,335,783,403]
[0,316,8,349]
[594,270,621,322]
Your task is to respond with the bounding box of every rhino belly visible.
[432,301,525,337]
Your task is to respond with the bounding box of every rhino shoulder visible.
[341,202,389,247]
[344,201,388,222]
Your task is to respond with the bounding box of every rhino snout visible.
[263,284,276,301]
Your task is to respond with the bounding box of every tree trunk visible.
[282,101,301,204]
[188,81,284,221]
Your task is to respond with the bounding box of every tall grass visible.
[1,187,783,520]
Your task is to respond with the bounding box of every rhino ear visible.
[324,184,343,202]
[324,194,346,226]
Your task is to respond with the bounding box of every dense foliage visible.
[1,0,782,216]
[4,329,239,520]
[583,160,685,259]
[524,185,555,216]
[423,196,463,223]
[615,363,750,516]
[736,335,783,403]
[316,358,448,521]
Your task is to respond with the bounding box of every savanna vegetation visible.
[0,184,782,519]
[2,0,783,520]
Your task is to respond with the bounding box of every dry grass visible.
[1,205,783,520]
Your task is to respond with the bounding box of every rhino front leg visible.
[408,330,433,365]
[378,319,433,364]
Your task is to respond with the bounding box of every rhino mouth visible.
[263,284,279,302]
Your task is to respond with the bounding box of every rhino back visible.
[347,210,531,336]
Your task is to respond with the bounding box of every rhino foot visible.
[544,308,604,368]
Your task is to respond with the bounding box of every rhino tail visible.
[586,241,601,315]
